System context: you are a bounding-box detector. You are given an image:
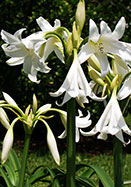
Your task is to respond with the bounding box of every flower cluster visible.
[0,0,131,162]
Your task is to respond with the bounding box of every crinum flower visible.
[81,86,131,145]
[35,16,65,64]
[78,17,131,77]
[58,109,92,142]
[50,49,106,106]
[1,29,50,83]
[0,92,68,165]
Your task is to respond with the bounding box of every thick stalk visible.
[113,136,123,187]
[19,133,31,187]
[66,98,76,187]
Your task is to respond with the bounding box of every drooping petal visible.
[112,17,126,40]
[14,28,26,40]
[117,75,131,100]
[3,92,18,107]
[1,127,14,164]
[46,123,60,165]
[89,19,100,43]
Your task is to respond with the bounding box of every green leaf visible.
[76,164,114,187]
[0,166,13,187]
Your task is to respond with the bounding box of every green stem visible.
[19,133,31,187]
[113,136,123,187]
[66,98,76,187]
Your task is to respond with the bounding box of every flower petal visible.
[36,17,53,32]
[1,127,14,164]
[46,123,60,165]
[112,17,126,40]
[0,108,10,129]
[3,92,18,107]
[89,19,100,43]
[6,57,24,66]
[117,75,131,100]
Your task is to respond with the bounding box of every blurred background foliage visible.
[0,0,131,143]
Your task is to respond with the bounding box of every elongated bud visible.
[33,94,38,113]
[88,55,101,72]
[75,0,85,31]
[88,66,105,86]
[66,33,73,56]
[72,21,79,49]
[110,74,118,91]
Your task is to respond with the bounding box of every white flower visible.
[59,109,92,142]
[78,17,131,77]
[1,29,50,83]
[117,75,131,100]
[81,88,131,145]
[50,51,105,106]
[35,17,64,63]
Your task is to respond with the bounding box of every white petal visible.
[1,43,28,57]
[58,130,66,139]
[3,92,18,107]
[1,30,19,44]
[100,21,112,36]
[89,19,100,43]
[78,42,94,64]
[37,104,52,114]
[112,17,126,40]
[80,127,97,136]
[14,28,26,40]
[36,17,53,32]
[1,127,14,164]
[6,57,24,66]
[95,53,111,77]
[46,124,60,165]
[0,108,10,129]
[54,19,61,28]
[117,75,131,100]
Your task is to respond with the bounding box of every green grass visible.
[14,147,131,187]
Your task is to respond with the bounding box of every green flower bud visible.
[110,74,118,91]
[75,0,85,32]
[88,66,105,86]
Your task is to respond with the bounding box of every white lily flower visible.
[0,108,10,129]
[44,121,60,165]
[117,75,131,100]
[1,126,14,164]
[50,51,106,106]
[1,29,50,83]
[35,16,64,63]
[78,17,131,77]
[80,88,131,145]
[59,109,92,142]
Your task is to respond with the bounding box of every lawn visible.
[13,146,131,187]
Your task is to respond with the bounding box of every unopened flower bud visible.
[88,55,101,72]
[88,66,105,86]
[33,94,38,113]
[110,74,118,91]
[75,0,85,31]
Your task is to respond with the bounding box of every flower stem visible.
[66,98,76,187]
[19,132,31,187]
[113,136,123,187]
